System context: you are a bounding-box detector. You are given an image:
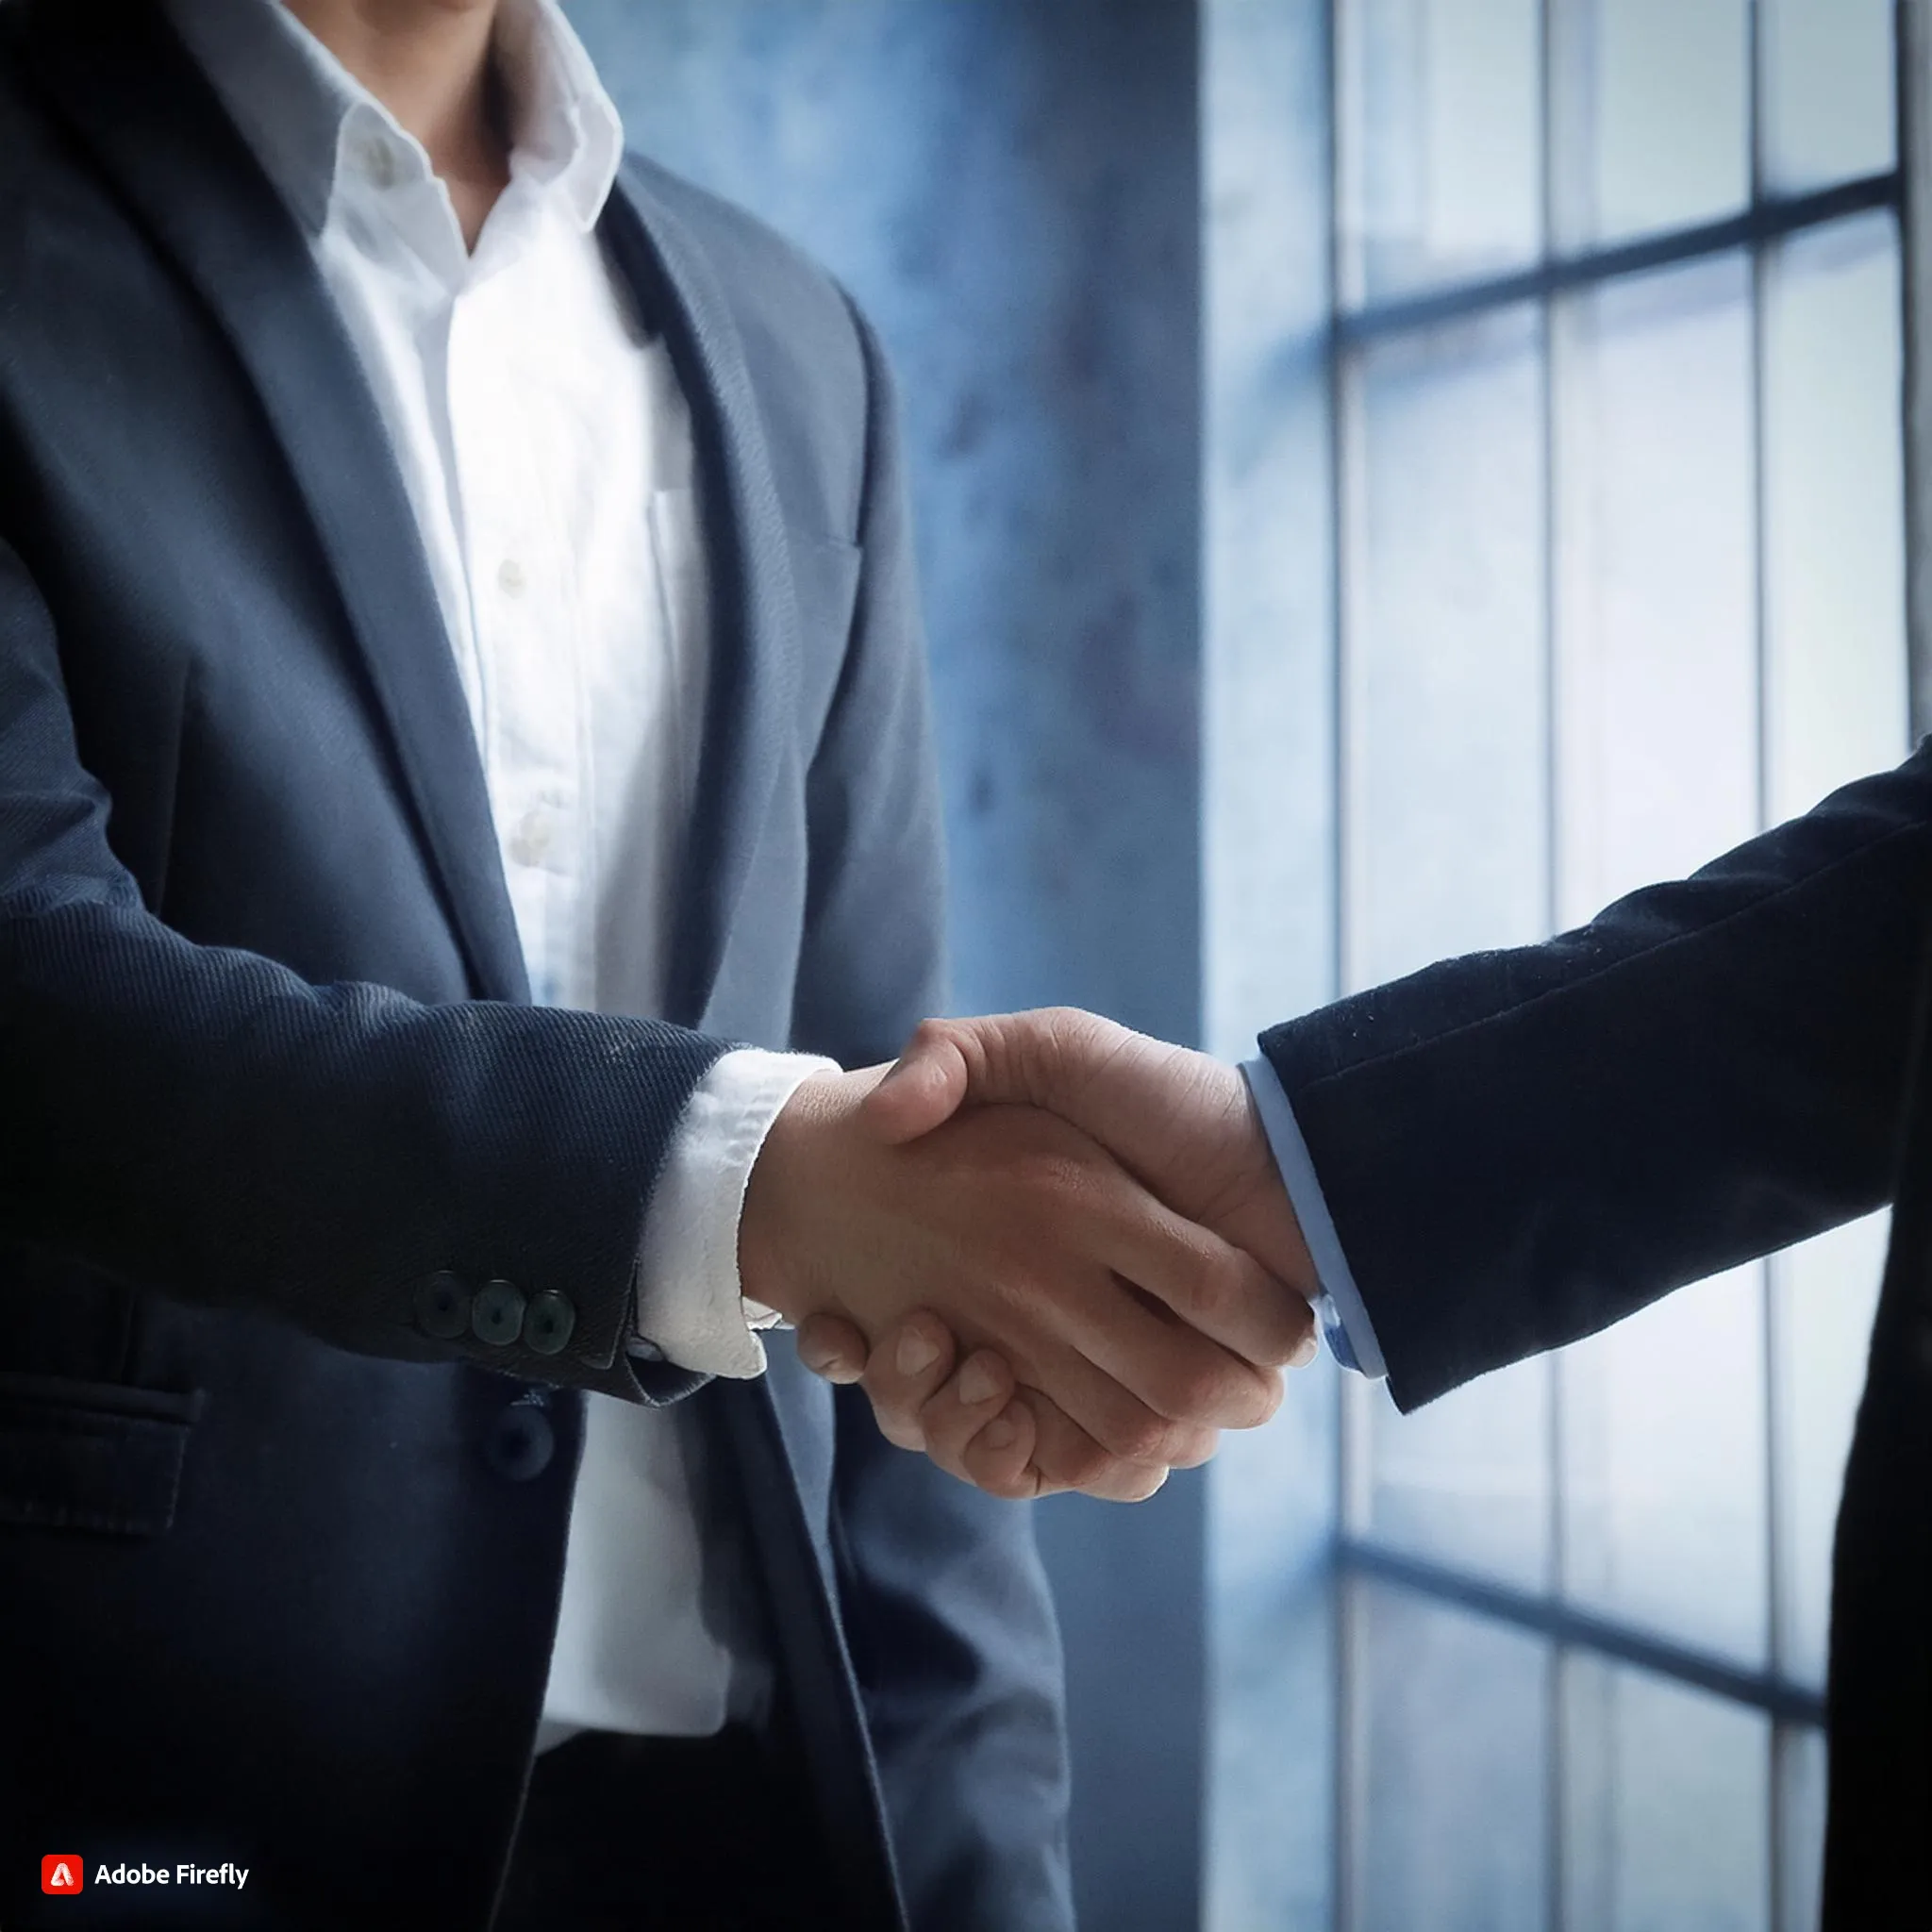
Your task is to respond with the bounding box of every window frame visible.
[1320,2,1905,1923]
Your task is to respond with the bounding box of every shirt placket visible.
[447,270,591,1012]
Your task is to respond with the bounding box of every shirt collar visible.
[162,0,625,243]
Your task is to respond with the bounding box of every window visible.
[1206,2,1907,1925]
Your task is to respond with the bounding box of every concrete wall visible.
[566,4,1209,1924]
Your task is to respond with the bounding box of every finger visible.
[1010,1316,1249,1468]
[849,1308,959,1452]
[1027,1257,1285,1438]
[957,1399,1041,1498]
[913,1351,1040,1499]
[795,1312,871,1385]
[1094,1189,1319,1376]
[861,1019,976,1144]
[1019,1389,1182,1504]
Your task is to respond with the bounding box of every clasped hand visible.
[738,1009,1319,1503]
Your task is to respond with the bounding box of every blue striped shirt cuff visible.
[1240,1056,1389,1380]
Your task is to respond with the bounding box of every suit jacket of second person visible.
[0,4,1071,1928]
[1260,738,1932,1929]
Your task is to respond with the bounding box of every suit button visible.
[525,1291,576,1357]
[485,1403,555,1482]
[472,1278,526,1347]
[415,1271,471,1341]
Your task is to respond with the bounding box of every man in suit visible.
[0,1,1315,1926]
[805,746,1932,1926]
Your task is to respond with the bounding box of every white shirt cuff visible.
[1240,1056,1389,1380]
[632,1048,839,1378]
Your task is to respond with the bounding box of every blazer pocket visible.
[0,1372,205,1537]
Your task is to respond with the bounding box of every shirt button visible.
[508,806,554,868]
[496,557,527,598]
[484,1402,555,1482]
[471,1278,527,1348]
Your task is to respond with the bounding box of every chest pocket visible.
[0,1372,204,1538]
[785,527,863,752]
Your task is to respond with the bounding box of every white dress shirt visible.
[167,0,830,1745]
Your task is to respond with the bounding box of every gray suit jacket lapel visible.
[600,165,803,1033]
[17,0,531,1006]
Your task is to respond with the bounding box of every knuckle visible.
[1158,1354,1241,1424]
[865,1380,927,1433]
[1181,1248,1241,1326]
[972,1462,1037,1503]
[1167,1424,1221,1470]
[1249,1369,1286,1426]
[876,1415,926,1453]
[1055,1438,1118,1491]
[1108,1407,1174,1466]
[1245,1286,1314,1368]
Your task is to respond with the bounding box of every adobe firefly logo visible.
[42,1854,85,1894]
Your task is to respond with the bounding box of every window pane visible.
[1562,1657,1771,1932]
[1339,0,1541,303]
[1776,1724,1826,1932]
[1554,0,1749,249]
[1367,1362,1552,1593]
[1763,213,1907,824]
[1208,1373,1340,1932]
[1553,253,1757,927]
[1762,0,1896,194]
[1349,1580,1550,1931]
[1558,1263,1770,1665]
[1347,304,1547,990]
[1347,304,1555,1596]
[1773,1213,1888,1690]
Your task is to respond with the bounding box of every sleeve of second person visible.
[1257,747,1932,1412]
[1241,1054,1388,1378]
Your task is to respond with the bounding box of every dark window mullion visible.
[1337,170,1901,346]
[1324,8,1358,1932]
[1538,5,1566,1929]
[1341,1540,1828,1729]
[1746,9,1793,1930]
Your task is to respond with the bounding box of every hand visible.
[791,1012,1320,1495]
[741,1065,1307,1497]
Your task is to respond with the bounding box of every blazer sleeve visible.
[1260,745,1932,1412]
[791,301,1074,1932]
[0,535,730,1399]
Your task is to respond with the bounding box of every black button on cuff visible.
[415,1271,472,1341]
[472,1278,526,1348]
[525,1291,576,1357]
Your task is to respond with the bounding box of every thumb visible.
[862,1008,1119,1144]
[860,1018,978,1143]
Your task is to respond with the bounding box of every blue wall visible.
[568,3,1208,1924]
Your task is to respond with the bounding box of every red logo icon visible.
[42,1855,85,1894]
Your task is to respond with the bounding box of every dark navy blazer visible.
[0,3,1071,1926]
[1263,744,1932,1929]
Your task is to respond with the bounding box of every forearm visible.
[1264,748,1932,1409]
[1,888,726,1392]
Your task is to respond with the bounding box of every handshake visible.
[738,1008,1321,1504]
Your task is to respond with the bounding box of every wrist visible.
[737,1068,856,1323]
[1228,1090,1319,1300]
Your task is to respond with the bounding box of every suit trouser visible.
[495,1724,849,1931]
